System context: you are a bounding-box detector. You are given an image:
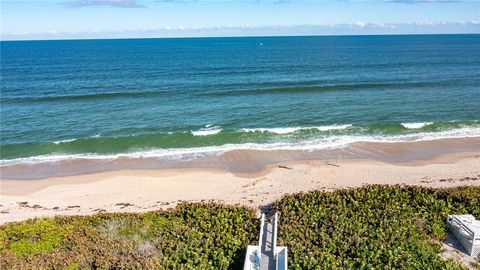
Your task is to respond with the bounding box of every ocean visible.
[1,34,480,176]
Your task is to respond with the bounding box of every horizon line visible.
[2,32,479,42]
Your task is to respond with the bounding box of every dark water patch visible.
[199,80,477,97]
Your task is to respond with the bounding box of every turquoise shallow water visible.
[1,34,480,163]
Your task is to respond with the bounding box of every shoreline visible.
[2,137,480,180]
[1,146,480,224]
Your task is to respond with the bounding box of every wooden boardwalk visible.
[260,215,275,270]
[243,212,287,270]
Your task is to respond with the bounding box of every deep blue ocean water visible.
[1,34,480,163]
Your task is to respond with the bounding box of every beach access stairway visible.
[243,212,288,270]
[447,214,480,258]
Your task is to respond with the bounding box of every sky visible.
[1,0,479,40]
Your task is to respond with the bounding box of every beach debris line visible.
[115,202,134,209]
[243,177,267,189]
[325,162,340,167]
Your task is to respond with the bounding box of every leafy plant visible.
[275,185,480,270]
[1,186,478,269]
[0,203,258,270]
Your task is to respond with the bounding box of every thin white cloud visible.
[3,21,479,40]
[388,0,466,3]
[355,22,366,28]
[61,0,144,8]
[58,0,471,7]
[273,0,470,3]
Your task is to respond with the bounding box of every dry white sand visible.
[1,151,479,224]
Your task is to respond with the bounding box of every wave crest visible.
[2,126,480,167]
[191,125,222,136]
[401,122,433,129]
[241,125,352,134]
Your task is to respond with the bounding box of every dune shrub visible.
[275,185,480,270]
[0,203,258,270]
[1,186,479,269]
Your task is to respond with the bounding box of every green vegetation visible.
[276,185,480,269]
[0,203,258,270]
[1,186,479,269]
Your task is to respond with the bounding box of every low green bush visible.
[275,185,480,270]
[0,203,258,270]
[1,186,478,269]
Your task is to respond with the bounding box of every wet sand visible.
[2,137,480,179]
[1,138,480,224]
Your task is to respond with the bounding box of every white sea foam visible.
[191,125,222,136]
[53,138,77,144]
[401,122,433,129]
[53,134,102,144]
[2,126,480,167]
[241,125,352,134]
[241,127,301,134]
[316,124,353,131]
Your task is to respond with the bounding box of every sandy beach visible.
[3,29,480,270]
[1,138,480,224]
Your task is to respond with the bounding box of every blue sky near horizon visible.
[1,0,479,40]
